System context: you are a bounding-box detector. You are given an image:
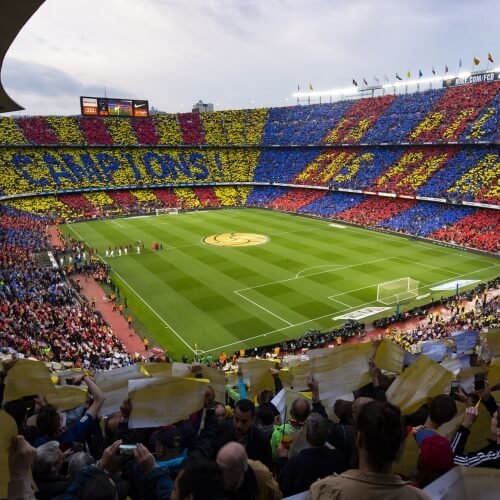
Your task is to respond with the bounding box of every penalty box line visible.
[207,262,499,355]
[233,257,395,327]
[234,257,394,293]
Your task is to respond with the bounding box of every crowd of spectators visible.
[2,141,494,204]
[0,206,131,369]
[0,196,499,500]
[2,316,499,499]
[1,82,497,148]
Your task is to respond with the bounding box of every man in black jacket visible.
[277,413,348,497]
[451,396,500,468]
[215,399,272,470]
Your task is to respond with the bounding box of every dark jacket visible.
[451,425,500,469]
[278,445,348,497]
[215,422,273,470]
[33,472,70,500]
[311,400,357,467]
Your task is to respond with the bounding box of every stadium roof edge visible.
[0,0,46,114]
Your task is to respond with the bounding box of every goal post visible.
[377,277,419,305]
[156,207,180,216]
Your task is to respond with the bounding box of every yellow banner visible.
[128,377,209,428]
[484,329,500,357]
[172,362,226,403]
[95,364,150,415]
[386,355,454,414]
[309,343,372,400]
[237,358,277,398]
[0,410,18,499]
[375,340,405,374]
[279,360,311,392]
[4,359,54,402]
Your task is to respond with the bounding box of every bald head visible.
[216,442,248,491]
[291,397,311,423]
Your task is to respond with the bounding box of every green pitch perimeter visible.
[63,209,499,359]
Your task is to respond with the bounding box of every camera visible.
[119,444,137,455]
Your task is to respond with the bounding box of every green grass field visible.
[63,209,499,359]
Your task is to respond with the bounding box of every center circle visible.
[203,233,269,247]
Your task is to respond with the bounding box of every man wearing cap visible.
[413,428,454,488]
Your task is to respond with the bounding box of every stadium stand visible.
[0,79,499,499]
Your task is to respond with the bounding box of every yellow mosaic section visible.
[6,196,73,217]
[330,152,374,184]
[409,112,443,141]
[174,187,201,208]
[296,151,357,184]
[448,153,500,198]
[345,118,371,143]
[203,233,269,247]
[213,186,252,206]
[154,115,183,144]
[324,118,347,143]
[202,108,268,145]
[396,153,450,191]
[376,152,424,187]
[131,189,158,203]
[442,109,473,140]
[0,117,26,144]
[47,117,84,144]
[0,150,35,195]
[105,118,138,145]
[84,191,115,208]
[466,108,495,140]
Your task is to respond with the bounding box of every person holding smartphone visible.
[450,386,500,469]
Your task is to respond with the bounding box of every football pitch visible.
[63,209,499,359]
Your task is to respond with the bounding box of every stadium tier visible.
[0,82,498,317]
[1,80,500,499]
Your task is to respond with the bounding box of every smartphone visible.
[119,444,137,455]
[474,373,485,391]
[22,395,37,417]
[450,381,460,397]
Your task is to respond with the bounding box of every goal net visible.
[377,277,419,305]
[156,207,180,216]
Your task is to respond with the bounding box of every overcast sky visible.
[3,0,499,115]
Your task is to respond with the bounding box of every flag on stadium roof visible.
[395,72,403,81]
[363,77,368,86]
[297,84,300,91]
[418,69,423,78]
[374,76,380,84]
[352,78,358,86]
[473,57,480,65]
[445,64,449,73]
[459,58,462,68]
[488,52,494,63]
[406,71,411,79]
[384,74,389,83]
[432,66,436,75]
[309,83,314,90]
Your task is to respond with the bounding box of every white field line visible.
[201,262,499,353]
[393,256,462,276]
[66,225,196,354]
[346,227,496,266]
[110,220,126,229]
[234,290,293,326]
[329,297,351,307]
[236,257,393,292]
[296,265,345,279]
[66,219,498,355]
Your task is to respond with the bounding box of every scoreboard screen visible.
[80,96,149,117]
